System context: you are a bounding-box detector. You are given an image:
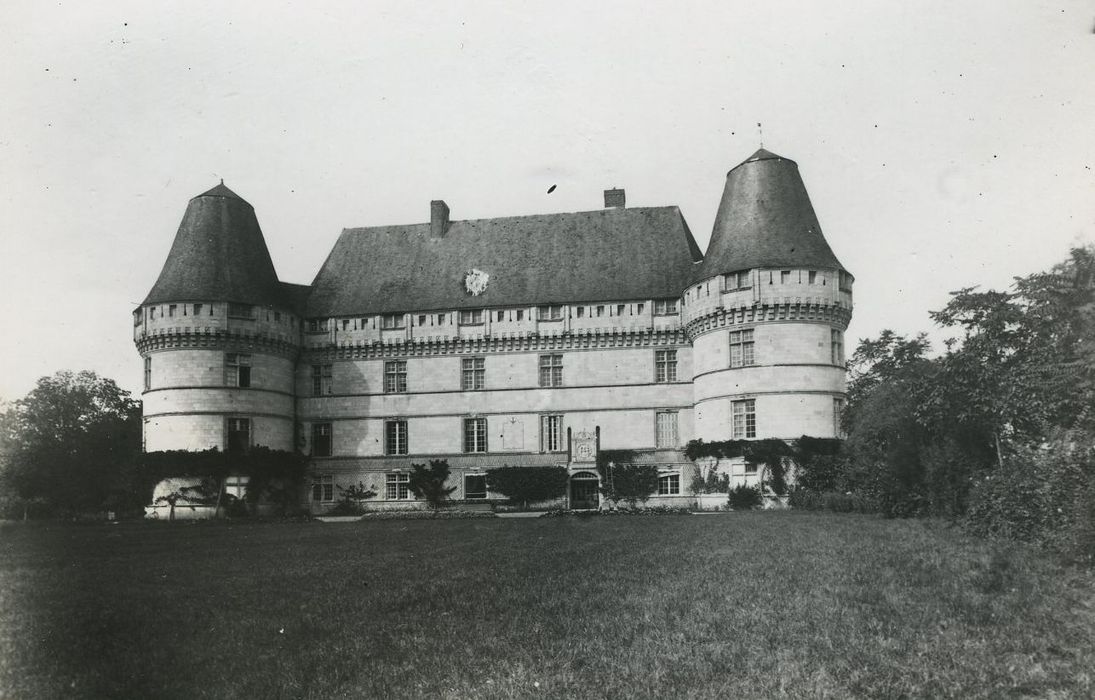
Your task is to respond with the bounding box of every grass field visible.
[1,513,1094,699]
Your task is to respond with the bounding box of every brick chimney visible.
[603,188,625,208]
[430,200,450,237]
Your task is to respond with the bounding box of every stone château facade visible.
[134,148,853,515]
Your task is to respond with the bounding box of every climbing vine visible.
[683,436,842,496]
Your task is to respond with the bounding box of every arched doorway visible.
[569,471,600,510]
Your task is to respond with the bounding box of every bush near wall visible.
[485,466,568,510]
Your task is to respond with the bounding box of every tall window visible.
[458,309,484,325]
[537,305,563,321]
[465,474,487,500]
[541,415,563,452]
[227,418,251,452]
[539,354,563,387]
[311,475,333,502]
[831,330,844,367]
[729,330,755,368]
[386,420,408,455]
[656,411,679,448]
[462,357,485,390]
[463,417,488,453]
[312,423,332,457]
[655,350,677,382]
[833,398,845,438]
[386,473,411,500]
[658,472,680,495]
[225,353,252,387]
[312,364,332,395]
[381,313,405,329]
[384,360,407,393]
[653,299,679,315]
[731,399,756,439]
[227,303,254,319]
[143,356,151,391]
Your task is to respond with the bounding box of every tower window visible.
[227,303,254,319]
[808,271,817,284]
[381,314,405,330]
[537,305,563,321]
[226,418,251,452]
[729,330,755,367]
[653,299,678,315]
[831,330,845,367]
[194,303,203,316]
[731,400,756,439]
[458,309,484,325]
[225,353,252,388]
[312,364,332,395]
[143,356,151,391]
[780,270,792,285]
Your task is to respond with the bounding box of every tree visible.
[408,459,457,510]
[485,466,568,509]
[599,463,660,508]
[0,371,141,516]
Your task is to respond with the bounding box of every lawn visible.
[1,513,1093,699]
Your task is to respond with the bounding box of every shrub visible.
[599,463,660,508]
[408,460,457,510]
[788,488,880,514]
[485,466,568,509]
[727,484,762,510]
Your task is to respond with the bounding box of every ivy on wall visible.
[683,436,842,496]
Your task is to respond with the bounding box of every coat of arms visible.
[464,268,489,296]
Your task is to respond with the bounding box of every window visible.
[227,303,254,319]
[437,314,446,325]
[831,330,844,367]
[312,364,332,395]
[780,270,792,285]
[312,423,332,457]
[224,475,249,499]
[418,314,426,326]
[274,311,281,322]
[143,356,151,391]
[539,354,563,387]
[834,398,845,438]
[729,329,755,368]
[384,360,407,393]
[459,309,484,325]
[386,473,411,500]
[653,299,679,315]
[538,305,563,321]
[341,319,349,331]
[463,417,488,453]
[193,303,203,316]
[744,462,758,474]
[658,473,680,495]
[656,411,679,448]
[596,305,605,317]
[516,309,524,321]
[226,417,250,452]
[385,420,408,455]
[576,307,585,318]
[616,304,625,316]
[133,310,142,327]
[839,271,853,292]
[225,353,252,388]
[465,474,487,500]
[307,318,327,333]
[381,313,405,329]
[731,399,756,439]
[311,475,333,502]
[149,307,156,320]
[461,357,485,390]
[168,304,177,317]
[541,415,563,452]
[637,303,645,314]
[808,271,817,284]
[497,310,505,322]
[655,350,677,382]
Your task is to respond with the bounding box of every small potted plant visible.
[691,459,730,511]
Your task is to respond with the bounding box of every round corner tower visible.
[133,183,301,454]
[685,149,853,442]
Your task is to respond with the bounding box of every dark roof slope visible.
[143,184,289,307]
[306,206,702,316]
[700,149,846,280]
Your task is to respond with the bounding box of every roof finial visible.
[220,178,224,185]
[757,122,764,149]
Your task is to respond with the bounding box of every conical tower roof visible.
[143,183,286,306]
[700,149,846,279]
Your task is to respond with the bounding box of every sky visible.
[1,1,1093,402]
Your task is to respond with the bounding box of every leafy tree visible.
[0,371,141,516]
[408,459,457,510]
[598,462,660,508]
[485,466,568,509]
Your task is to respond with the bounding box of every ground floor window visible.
[658,472,680,495]
[227,417,251,452]
[225,475,250,499]
[465,474,487,500]
[386,472,411,500]
[541,414,563,452]
[311,475,333,502]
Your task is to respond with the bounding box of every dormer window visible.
[538,305,563,321]
[458,309,484,325]
[726,271,751,290]
[381,313,405,330]
[653,299,679,315]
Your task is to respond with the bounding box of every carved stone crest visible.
[464,268,489,296]
[571,429,597,464]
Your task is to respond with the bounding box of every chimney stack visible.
[430,200,450,237]
[603,188,625,208]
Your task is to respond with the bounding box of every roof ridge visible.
[341,205,682,233]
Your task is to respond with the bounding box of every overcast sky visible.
[1,1,1093,401]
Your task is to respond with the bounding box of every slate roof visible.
[143,184,290,307]
[699,149,847,281]
[305,206,703,317]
